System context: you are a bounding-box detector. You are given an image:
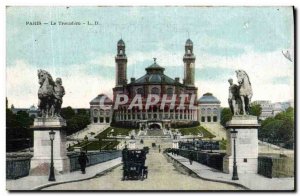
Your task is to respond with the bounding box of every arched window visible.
[151,87,160,95]
[93,109,99,117]
[100,109,104,116]
[167,88,173,96]
[213,108,218,114]
[201,108,206,114]
[207,108,211,115]
[136,88,144,96]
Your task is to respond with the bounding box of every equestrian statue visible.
[228,70,253,115]
[37,69,65,118]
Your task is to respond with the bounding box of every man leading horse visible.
[228,70,253,115]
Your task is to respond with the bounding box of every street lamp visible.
[230,129,239,180]
[49,130,56,181]
[209,137,213,153]
[99,138,102,152]
[84,135,88,154]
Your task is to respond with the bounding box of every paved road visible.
[44,140,242,191]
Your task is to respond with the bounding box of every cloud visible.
[197,50,294,83]
[7,48,294,108]
[6,60,114,108]
[197,80,293,108]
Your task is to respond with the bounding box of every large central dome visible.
[130,59,178,85]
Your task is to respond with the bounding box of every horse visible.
[236,70,253,115]
[38,69,55,117]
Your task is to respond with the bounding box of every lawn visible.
[177,126,216,138]
[95,127,133,139]
[68,126,133,151]
[219,139,227,150]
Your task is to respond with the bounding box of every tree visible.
[249,103,262,117]
[61,106,90,136]
[6,108,34,152]
[220,108,233,127]
[61,106,75,120]
[258,107,294,149]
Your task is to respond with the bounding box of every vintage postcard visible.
[6,6,295,191]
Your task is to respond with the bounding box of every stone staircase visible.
[200,123,227,140]
[147,129,164,136]
[66,124,109,147]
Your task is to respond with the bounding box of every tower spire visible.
[115,39,127,86]
[183,38,195,86]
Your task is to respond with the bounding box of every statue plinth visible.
[30,117,70,175]
[223,115,260,174]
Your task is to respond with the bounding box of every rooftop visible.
[198,93,221,104]
[90,94,113,105]
[130,58,181,85]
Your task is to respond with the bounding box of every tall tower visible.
[115,39,128,86]
[183,38,196,86]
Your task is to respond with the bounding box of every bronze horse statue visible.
[38,69,64,117]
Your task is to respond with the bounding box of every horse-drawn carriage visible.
[122,148,148,181]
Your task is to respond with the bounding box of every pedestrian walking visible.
[78,151,89,174]
[188,151,194,165]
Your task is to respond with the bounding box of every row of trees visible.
[60,107,90,136]
[220,103,294,149]
[6,99,91,151]
[259,107,294,149]
[6,108,34,152]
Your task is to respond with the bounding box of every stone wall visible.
[68,150,121,172]
[178,149,226,171]
[6,151,121,179]
[258,156,294,178]
[6,153,32,179]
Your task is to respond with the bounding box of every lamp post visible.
[209,136,213,153]
[99,138,102,152]
[84,135,88,154]
[26,138,30,152]
[49,130,56,181]
[230,129,239,180]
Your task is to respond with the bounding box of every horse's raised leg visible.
[241,96,246,115]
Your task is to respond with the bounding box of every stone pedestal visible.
[172,140,179,149]
[128,139,136,149]
[30,117,70,175]
[223,115,260,174]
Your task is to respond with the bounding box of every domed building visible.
[198,93,221,123]
[90,94,113,124]
[111,39,198,130]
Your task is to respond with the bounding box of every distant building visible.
[252,100,273,120]
[11,104,39,117]
[252,100,294,120]
[198,93,221,123]
[11,105,89,118]
[89,94,113,124]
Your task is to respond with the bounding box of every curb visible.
[32,163,122,190]
[166,153,250,190]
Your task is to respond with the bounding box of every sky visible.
[6,6,294,108]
